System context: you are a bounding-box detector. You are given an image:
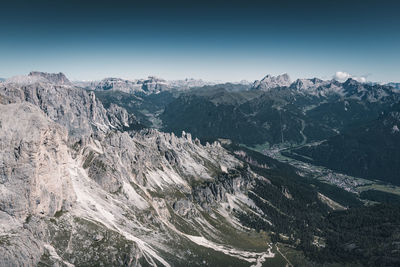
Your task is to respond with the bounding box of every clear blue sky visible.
[1,0,399,82]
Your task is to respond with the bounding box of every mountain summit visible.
[28,71,71,85]
[252,73,291,90]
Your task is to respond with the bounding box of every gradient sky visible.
[1,0,399,82]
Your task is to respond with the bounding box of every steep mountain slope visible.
[92,83,252,130]
[226,145,400,266]
[285,103,400,185]
[93,90,176,128]
[0,102,77,265]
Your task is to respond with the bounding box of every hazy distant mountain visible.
[5,71,72,86]
[77,76,233,94]
[168,78,234,89]
[387,82,400,90]
[82,76,169,94]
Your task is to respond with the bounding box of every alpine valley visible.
[1,71,400,267]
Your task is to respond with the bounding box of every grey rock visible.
[0,72,269,266]
[252,73,291,91]
[0,102,76,219]
[29,71,72,85]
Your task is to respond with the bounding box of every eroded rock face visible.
[90,76,169,94]
[252,73,291,91]
[106,103,139,131]
[0,102,76,219]
[0,81,110,140]
[0,103,78,266]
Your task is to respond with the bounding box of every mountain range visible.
[1,72,400,266]
[387,82,400,90]
[75,76,249,95]
[162,76,399,143]
[3,72,399,185]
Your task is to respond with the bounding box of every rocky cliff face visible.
[0,73,282,266]
[0,102,77,266]
[1,79,108,139]
[252,73,291,91]
[0,102,76,219]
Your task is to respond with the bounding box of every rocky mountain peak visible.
[90,76,169,94]
[343,78,360,87]
[252,73,291,91]
[291,77,325,91]
[28,71,71,85]
[94,77,139,93]
[342,78,367,96]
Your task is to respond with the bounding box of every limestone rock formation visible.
[252,73,291,91]
[0,73,277,266]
